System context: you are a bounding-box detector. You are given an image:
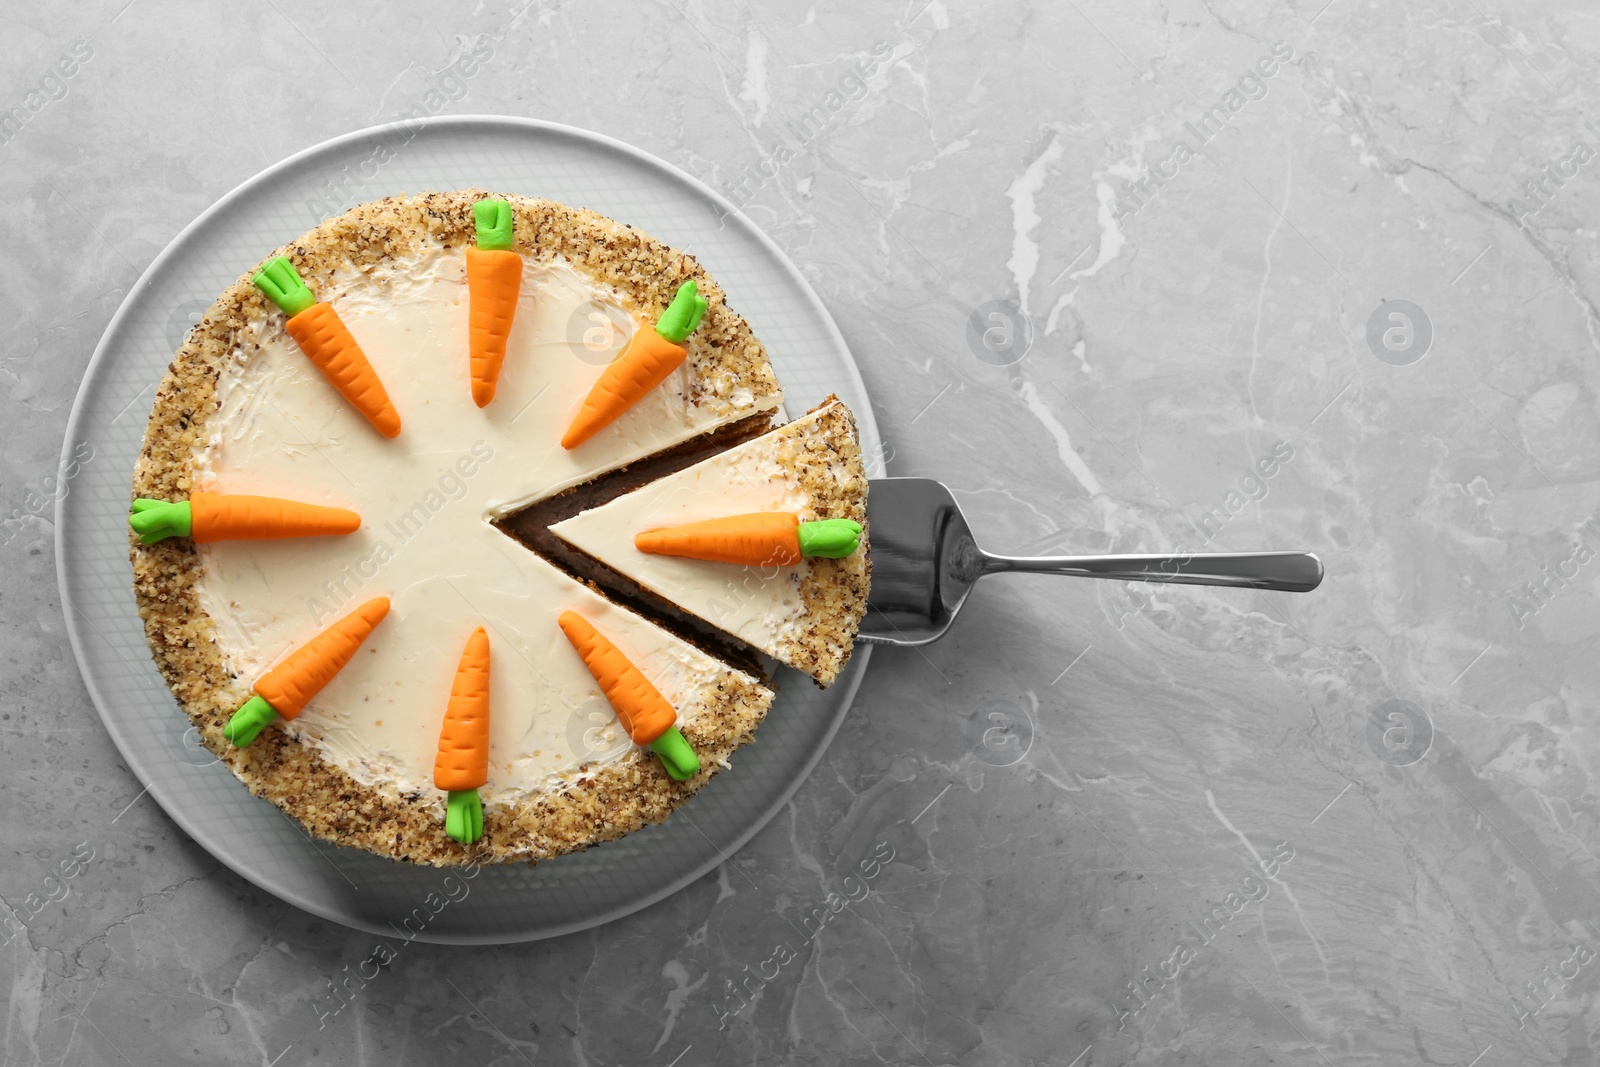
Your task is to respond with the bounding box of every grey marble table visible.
[4,1,1595,1063]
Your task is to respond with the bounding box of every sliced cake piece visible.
[550,397,870,686]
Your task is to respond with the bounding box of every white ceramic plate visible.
[56,116,879,944]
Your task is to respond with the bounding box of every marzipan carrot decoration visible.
[557,610,699,781]
[635,513,863,566]
[129,491,360,545]
[466,198,522,408]
[435,627,490,844]
[254,256,402,438]
[224,597,391,747]
[561,280,708,450]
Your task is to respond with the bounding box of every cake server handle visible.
[976,549,1324,592]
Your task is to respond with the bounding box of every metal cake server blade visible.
[859,477,1323,647]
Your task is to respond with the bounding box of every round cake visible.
[130,190,869,866]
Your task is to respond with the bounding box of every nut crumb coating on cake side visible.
[129,191,783,867]
[782,397,871,687]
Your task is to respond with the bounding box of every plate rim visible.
[55,114,878,944]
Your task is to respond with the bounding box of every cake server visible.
[859,477,1322,647]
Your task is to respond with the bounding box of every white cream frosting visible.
[192,244,779,805]
[549,409,840,660]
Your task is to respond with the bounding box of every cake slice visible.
[549,397,870,686]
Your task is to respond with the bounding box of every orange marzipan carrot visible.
[285,302,403,438]
[435,627,491,791]
[254,597,391,720]
[466,248,523,408]
[190,491,360,543]
[634,512,801,567]
[557,611,676,746]
[560,328,686,450]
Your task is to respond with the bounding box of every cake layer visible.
[549,398,870,685]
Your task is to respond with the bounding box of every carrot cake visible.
[129,190,869,867]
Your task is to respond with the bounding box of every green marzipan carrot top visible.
[655,280,707,343]
[797,519,863,558]
[473,198,514,250]
[129,498,192,543]
[254,256,316,317]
